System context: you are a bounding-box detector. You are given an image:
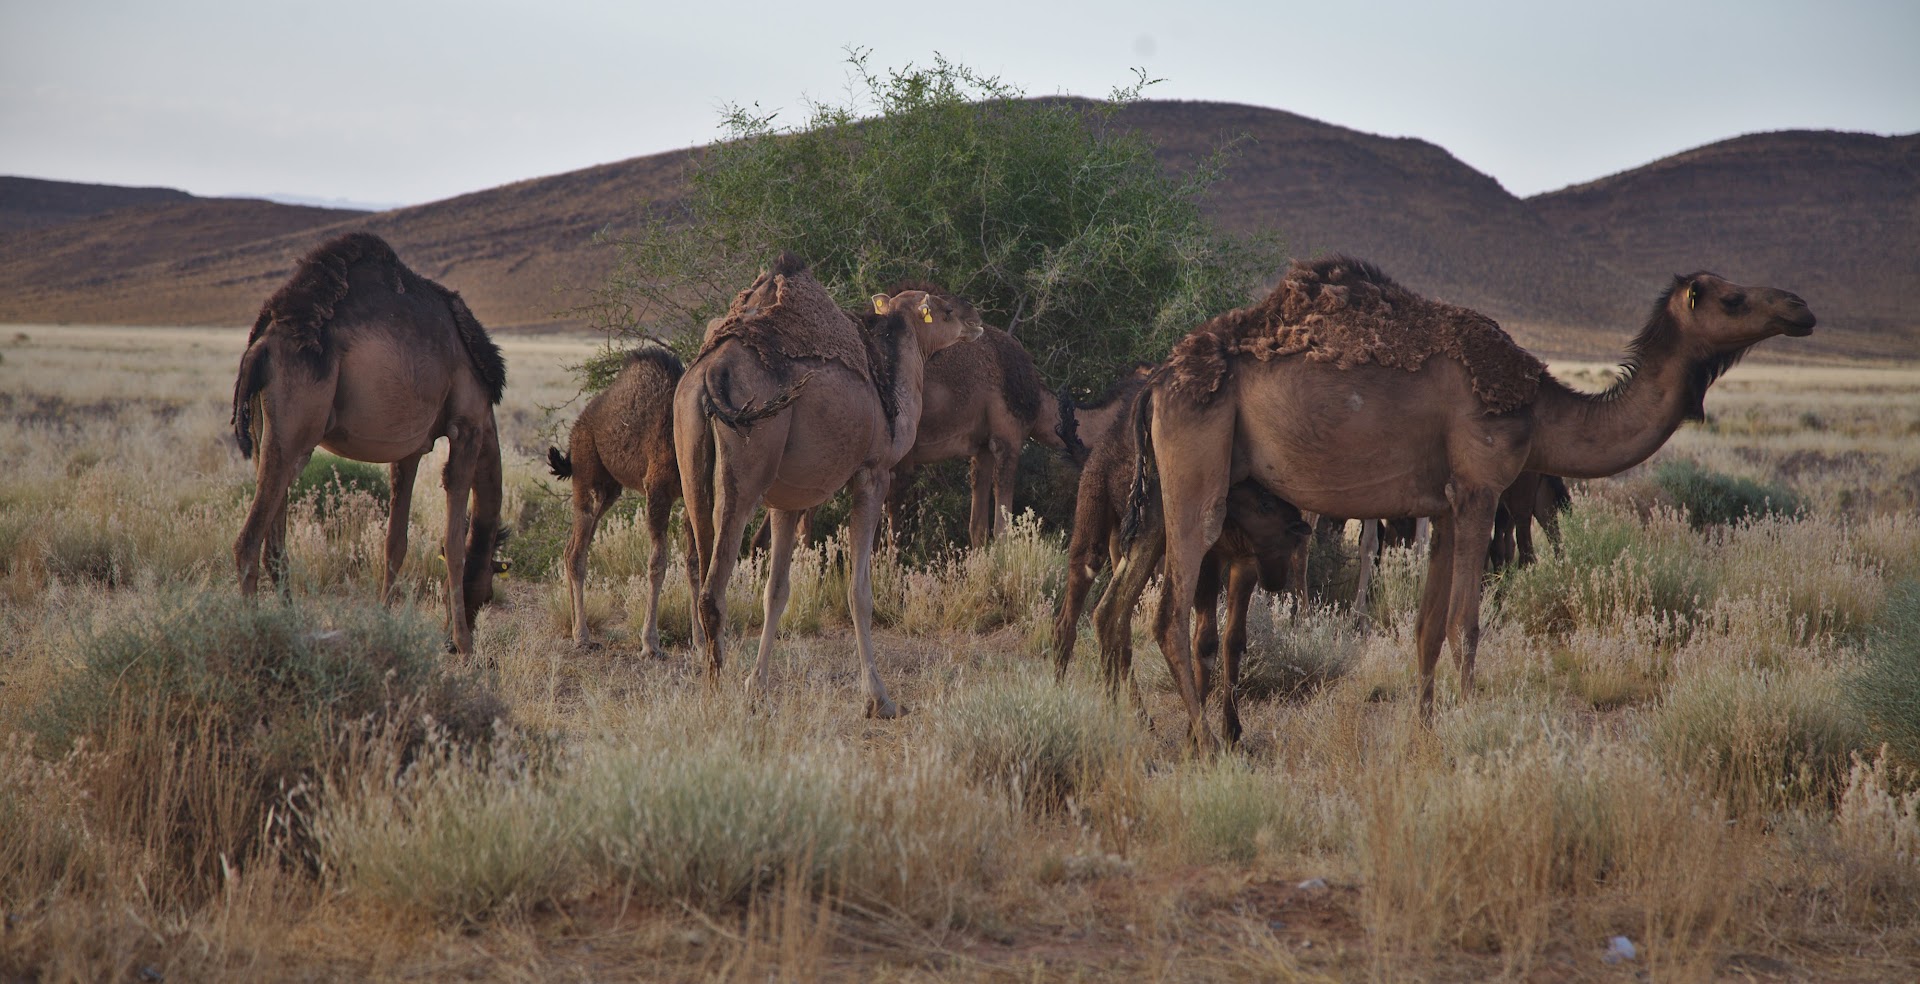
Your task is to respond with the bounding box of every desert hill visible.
[1530,129,1920,361]
[0,101,1911,361]
[0,176,195,235]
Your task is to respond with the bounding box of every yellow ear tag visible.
[919,301,934,323]
[870,294,888,315]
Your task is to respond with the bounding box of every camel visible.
[231,232,507,655]
[1049,371,1310,744]
[546,343,698,654]
[1052,364,1311,743]
[1138,257,1814,744]
[674,253,983,717]
[886,309,1068,547]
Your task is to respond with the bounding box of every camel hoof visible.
[572,639,604,653]
[866,698,908,720]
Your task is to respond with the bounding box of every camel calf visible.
[231,232,506,655]
[546,344,697,654]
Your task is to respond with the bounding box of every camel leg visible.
[683,526,707,651]
[1194,552,1224,702]
[235,406,314,597]
[1149,403,1233,752]
[562,463,620,647]
[1354,518,1379,614]
[967,450,994,549]
[1093,525,1161,703]
[1413,517,1456,718]
[747,508,804,697]
[436,422,484,655]
[263,449,312,594]
[846,468,903,718]
[459,422,505,641]
[383,453,423,604]
[1220,556,1257,746]
[637,479,676,658]
[1052,476,1116,681]
[991,436,1018,540]
[695,464,761,681]
[1444,490,1500,700]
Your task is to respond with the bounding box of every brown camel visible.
[546,343,698,654]
[1052,363,1311,743]
[1139,257,1814,744]
[231,232,507,655]
[887,318,1068,547]
[1050,366,1275,672]
[674,253,983,717]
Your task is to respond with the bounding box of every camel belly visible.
[1230,361,1468,518]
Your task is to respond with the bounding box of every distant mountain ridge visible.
[0,101,1911,362]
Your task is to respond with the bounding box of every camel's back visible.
[254,233,505,406]
[580,346,683,487]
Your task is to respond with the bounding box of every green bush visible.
[1652,459,1803,529]
[1500,503,1715,634]
[590,52,1277,395]
[1848,581,1920,769]
[27,591,503,900]
[291,451,390,517]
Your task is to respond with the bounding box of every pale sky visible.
[3,0,1915,208]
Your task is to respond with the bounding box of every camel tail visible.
[546,446,573,480]
[1118,384,1157,544]
[231,340,272,459]
[1055,385,1089,465]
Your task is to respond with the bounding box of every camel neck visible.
[1526,332,1714,478]
[887,340,929,462]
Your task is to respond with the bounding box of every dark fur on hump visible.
[884,279,1037,421]
[620,338,685,380]
[1164,255,1545,414]
[1606,273,1744,421]
[247,231,506,403]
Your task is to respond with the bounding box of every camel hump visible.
[249,232,406,355]
[1164,254,1545,414]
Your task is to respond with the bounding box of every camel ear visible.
[871,294,890,315]
[917,297,934,323]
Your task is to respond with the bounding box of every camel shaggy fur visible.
[231,232,506,655]
[1139,256,1814,744]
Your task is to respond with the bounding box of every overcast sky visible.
[3,0,1915,208]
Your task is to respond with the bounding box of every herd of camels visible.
[232,232,1816,746]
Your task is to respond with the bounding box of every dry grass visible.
[3,327,1918,981]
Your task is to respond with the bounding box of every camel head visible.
[1660,272,1816,352]
[871,289,984,356]
[1224,483,1314,594]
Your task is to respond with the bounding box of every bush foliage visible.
[1653,458,1803,529]
[588,51,1279,395]
[1848,581,1920,769]
[27,592,502,900]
